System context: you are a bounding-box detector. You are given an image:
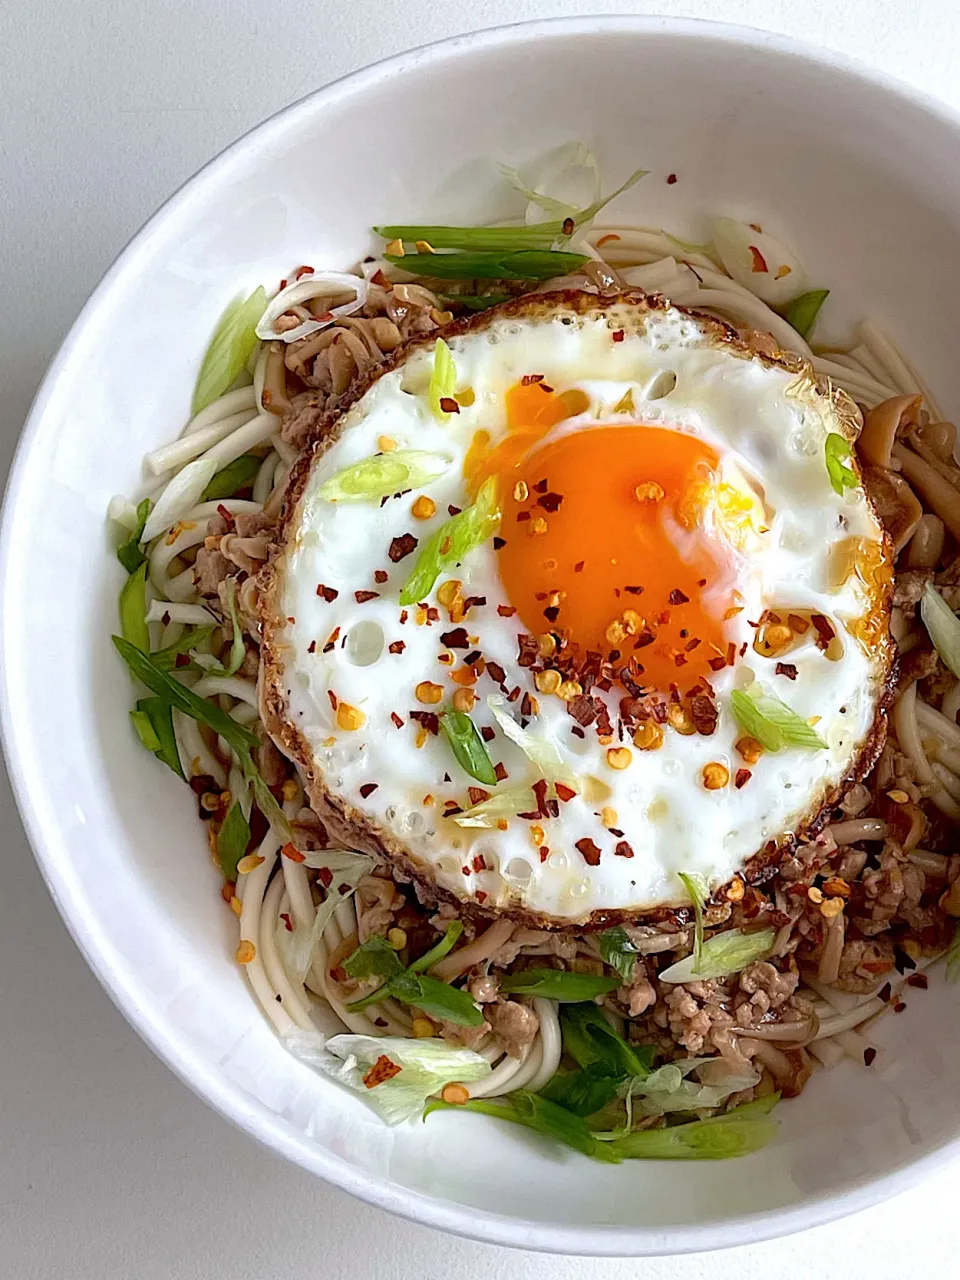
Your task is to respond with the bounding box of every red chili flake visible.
[562,216,575,234]
[391,712,404,728]
[614,840,634,859]
[674,653,688,667]
[388,534,418,563]
[684,638,701,652]
[735,769,752,789]
[507,685,522,703]
[443,802,462,815]
[161,611,171,627]
[894,946,917,974]
[775,662,798,680]
[739,642,748,657]
[555,782,577,803]
[521,373,545,386]
[280,912,294,933]
[624,585,644,595]
[440,627,470,649]
[281,842,306,863]
[906,973,929,989]
[863,1047,877,1066]
[532,778,549,818]
[399,610,408,624]
[516,636,538,668]
[316,866,333,889]
[537,492,564,513]
[543,606,560,623]
[463,649,482,666]
[520,692,535,718]
[497,604,517,617]
[608,827,624,837]
[426,606,440,622]
[359,783,379,799]
[668,588,689,605]
[371,268,388,287]
[327,690,338,710]
[461,865,471,876]
[475,891,488,903]
[571,725,585,738]
[317,584,338,601]
[533,478,549,494]
[726,641,737,667]
[439,397,460,414]
[463,596,486,612]
[494,762,508,782]
[374,569,389,584]
[689,693,719,735]
[893,1001,907,1013]
[468,789,490,808]
[878,982,892,1003]
[363,1055,402,1089]
[410,711,440,737]
[388,640,406,655]
[666,173,678,184]
[480,725,495,742]
[612,330,625,343]
[788,613,809,634]
[471,851,488,871]
[748,245,768,273]
[575,838,602,867]
[811,614,835,652]
[355,590,379,604]
[175,652,191,668]
[216,503,236,529]
[448,505,462,516]
[516,511,531,523]
[493,536,506,550]
[294,264,314,280]
[539,846,551,863]
[323,626,341,654]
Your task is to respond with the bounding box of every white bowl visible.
[4,15,960,1257]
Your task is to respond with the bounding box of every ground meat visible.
[438,1017,491,1051]
[839,783,871,816]
[468,974,500,1004]
[658,980,734,1055]
[194,547,234,597]
[616,964,657,1016]
[240,646,260,680]
[281,392,324,450]
[487,1000,540,1059]
[733,961,800,1024]
[893,569,932,617]
[832,937,895,992]
[853,840,906,935]
[234,511,273,538]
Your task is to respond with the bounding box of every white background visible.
[2,1,959,1275]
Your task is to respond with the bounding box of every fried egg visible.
[259,293,894,926]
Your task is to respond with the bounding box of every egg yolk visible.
[495,420,738,691]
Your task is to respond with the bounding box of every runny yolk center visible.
[495,422,736,691]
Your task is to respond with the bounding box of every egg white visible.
[263,299,891,924]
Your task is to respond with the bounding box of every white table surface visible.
[2,0,959,1274]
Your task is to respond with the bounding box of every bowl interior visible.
[5,18,960,1255]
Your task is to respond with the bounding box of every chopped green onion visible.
[560,1003,653,1078]
[217,801,251,881]
[117,498,152,573]
[344,935,405,983]
[606,1104,779,1160]
[658,928,776,984]
[439,293,513,312]
[921,583,960,679]
[824,432,858,497]
[784,289,829,339]
[399,476,500,605]
[151,624,217,670]
[119,562,150,653]
[439,709,498,786]
[191,287,267,416]
[428,338,457,421]
[409,920,464,974]
[111,635,289,838]
[130,708,160,752]
[202,453,261,501]
[133,696,183,779]
[384,249,590,282]
[423,1090,620,1162]
[319,449,451,503]
[677,871,708,971]
[730,687,827,752]
[597,926,640,984]
[377,224,569,252]
[452,783,538,828]
[498,968,619,1001]
[487,695,578,788]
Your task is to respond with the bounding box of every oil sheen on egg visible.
[259,293,894,927]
